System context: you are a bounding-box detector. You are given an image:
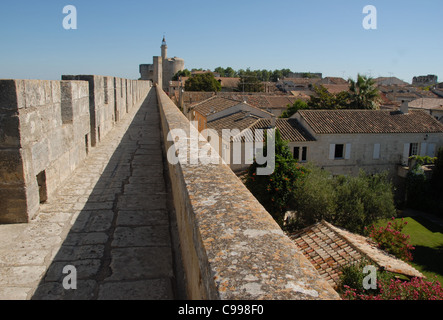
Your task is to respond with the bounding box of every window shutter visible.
[420,143,427,157]
[428,144,436,157]
[345,144,351,160]
[329,144,335,160]
[403,143,410,165]
[373,144,381,159]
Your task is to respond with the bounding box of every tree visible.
[280,99,309,118]
[172,69,191,81]
[291,164,337,229]
[184,73,221,92]
[214,67,238,78]
[348,74,381,110]
[308,85,349,109]
[237,69,264,92]
[292,167,396,235]
[333,171,396,234]
[245,130,308,225]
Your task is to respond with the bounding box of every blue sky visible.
[0,0,442,83]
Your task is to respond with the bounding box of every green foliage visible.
[184,73,221,92]
[244,130,308,225]
[237,69,264,92]
[367,218,415,261]
[407,147,443,216]
[280,99,309,118]
[338,259,386,294]
[342,276,443,300]
[172,69,191,81]
[431,147,443,200]
[333,171,396,235]
[307,85,349,109]
[214,67,237,78]
[409,155,437,166]
[348,74,381,110]
[292,168,396,235]
[306,75,381,110]
[290,164,337,228]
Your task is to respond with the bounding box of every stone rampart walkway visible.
[0,90,184,300]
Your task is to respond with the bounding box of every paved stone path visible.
[0,90,184,300]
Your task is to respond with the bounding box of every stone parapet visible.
[0,77,151,224]
[156,85,340,300]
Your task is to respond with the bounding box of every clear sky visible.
[1,0,442,83]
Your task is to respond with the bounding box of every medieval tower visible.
[139,37,185,93]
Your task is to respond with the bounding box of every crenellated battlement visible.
[0,76,151,223]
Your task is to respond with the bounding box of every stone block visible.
[0,187,28,224]
[51,81,61,104]
[30,138,50,176]
[0,80,25,111]
[25,80,46,108]
[0,149,25,183]
[0,112,20,147]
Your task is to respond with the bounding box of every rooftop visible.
[289,221,424,289]
[297,109,443,134]
[191,96,244,116]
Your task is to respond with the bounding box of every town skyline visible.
[1,0,442,82]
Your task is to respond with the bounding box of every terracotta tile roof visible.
[265,96,297,109]
[317,77,349,85]
[191,97,243,117]
[298,109,443,134]
[408,98,443,111]
[322,84,350,94]
[218,94,297,110]
[207,111,262,137]
[289,221,424,289]
[232,119,315,143]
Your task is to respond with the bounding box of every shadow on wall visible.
[31,90,185,300]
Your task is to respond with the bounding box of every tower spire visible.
[161,35,167,59]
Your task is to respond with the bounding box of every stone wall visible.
[0,76,151,224]
[156,85,339,300]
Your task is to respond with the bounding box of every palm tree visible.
[347,74,381,110]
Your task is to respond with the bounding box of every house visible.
[291,107,443,178]
[288,220,424,289]
[408,98,443,123]
[188,96,273,133]
[215,118,315,172]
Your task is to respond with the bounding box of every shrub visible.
[245,129,308,225]
[292,168,396,235]
[342,276,443,300]
[367,218,415,262]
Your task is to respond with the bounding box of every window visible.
[294,147,308,162]
[335,144,344,159]
[409,143,419,157]
[301,147,307,162]
[293,147,300,160]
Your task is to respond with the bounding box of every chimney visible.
[400,100,409,114]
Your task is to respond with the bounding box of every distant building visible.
[291,108,443,178]
[374,77,409,86]
[139,37,185,93]
[412,74,438,87]
[408,98,443,123]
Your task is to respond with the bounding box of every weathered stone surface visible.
[98,279,173,300]
[157,87,340,300]
[107,247,173,281]
[112,226,171,248]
